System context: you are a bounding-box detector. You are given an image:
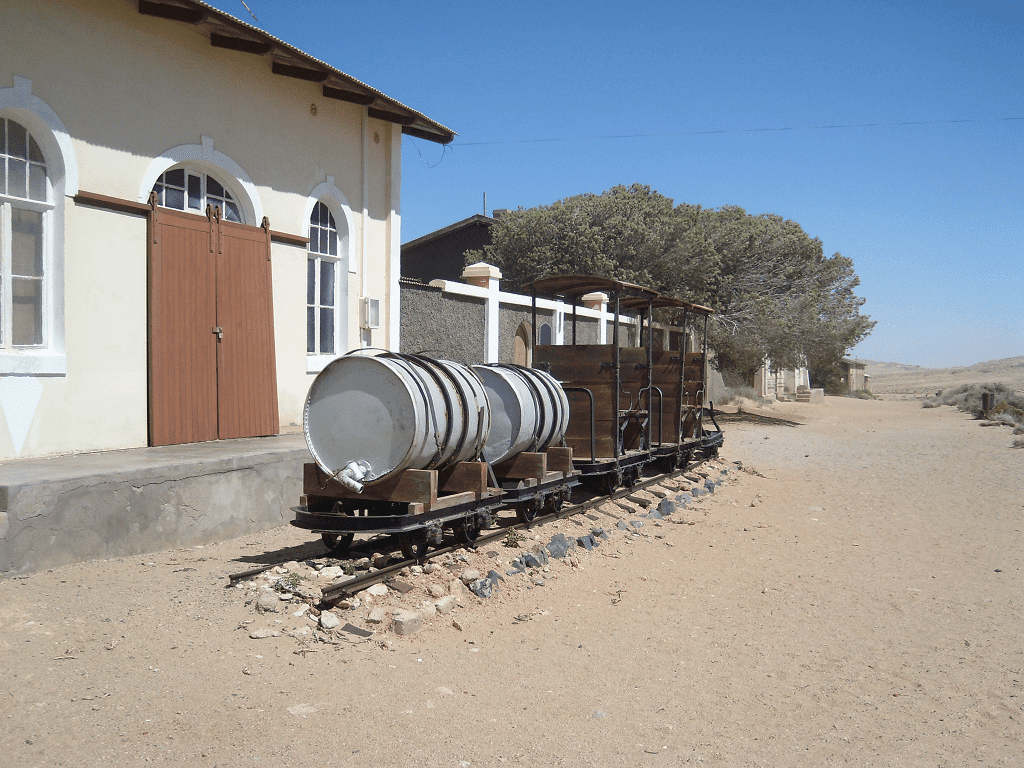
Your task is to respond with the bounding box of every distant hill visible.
[863,356,1024,396]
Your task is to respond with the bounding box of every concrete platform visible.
[0,435,310,576]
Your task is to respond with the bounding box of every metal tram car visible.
[292,275,724,558]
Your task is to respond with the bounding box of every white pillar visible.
[582,292,608,344]
[462,262,502,363]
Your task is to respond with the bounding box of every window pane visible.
[320,307,334,354]
[12,208,43,276]
[1,119,6,154]
[9,158,26,197]
[307,306,316,353]
[28,135,45,163]
[320,261,335,307]
[165,185,184,209]
[540,323,552,345]
[12,278,43,346]
[307,259,316,304]
[29,163,46,201]
[327,229,337,256]
[164,168,185,187]
[187,174,202,209]
[0,156,6,194]
[8,121,27,159]
[207,176,224,197]
[225,201,241,223]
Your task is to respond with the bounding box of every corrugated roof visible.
[137,0,455,144]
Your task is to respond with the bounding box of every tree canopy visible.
[465,184,875,384]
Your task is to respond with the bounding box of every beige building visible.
[0,0,453,460]
[840,358,870,393]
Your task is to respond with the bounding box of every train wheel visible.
[517,499,541,525]
[544,490,564,514]
[321,532,354,557]
[453,517,482,545]
[678,450,693,471]
[603,472,620,496]
[399,532,430,561]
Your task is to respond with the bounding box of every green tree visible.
[467,186,874,383]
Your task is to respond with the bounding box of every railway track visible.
[227,456,718,600]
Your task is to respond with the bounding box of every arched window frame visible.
[151,166,244,223]
[0,77,77,376]
[539,322,552,346]
[138,137,262,226]
[304,177,352,373]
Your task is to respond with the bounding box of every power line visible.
[454,116,1023,147]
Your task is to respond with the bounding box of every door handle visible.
[212,326,224,341]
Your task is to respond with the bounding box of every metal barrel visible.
[473,364,570,465]
[303,351,489,492]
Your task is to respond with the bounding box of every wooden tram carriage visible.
[525,276,724,493]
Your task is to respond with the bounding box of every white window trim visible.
[0,77,77,376]
[304,178,352,372]
[138,137,262,226]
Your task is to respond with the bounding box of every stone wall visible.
[399,281,486,365]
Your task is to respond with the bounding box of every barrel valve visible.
[336,460,372,493]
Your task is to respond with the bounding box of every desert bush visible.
[718,386,770,406]
[853,389,875,400]
[923,383,1024,431]
[1012,438,1024,449]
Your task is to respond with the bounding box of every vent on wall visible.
[361,297,380,330]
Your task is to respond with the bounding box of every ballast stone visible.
[392,609,423,636]
[434,596,457,615]
[255,591,281,613]
[469,578,495,598]
[546,533,573,559]
[657,498,676,515]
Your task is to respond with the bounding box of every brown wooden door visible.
[215,217,279,440]
[148,205,279,446]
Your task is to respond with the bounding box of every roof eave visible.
[137,0,456,144]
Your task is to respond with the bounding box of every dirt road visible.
[1,397,1020,767]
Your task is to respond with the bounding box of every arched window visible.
[307,201,340,355]
[539,322,552,345]
[151,166,242,223]
[1,117,51,349]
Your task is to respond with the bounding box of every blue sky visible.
[207,0,1021,368]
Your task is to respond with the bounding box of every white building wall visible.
[0,0,401,458]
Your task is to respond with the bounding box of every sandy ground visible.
[1,397,1021,767]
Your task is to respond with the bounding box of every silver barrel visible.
[473,364,570,465]
[304,351,489,492]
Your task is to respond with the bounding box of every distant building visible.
[840,359,870,392]
[753,361,819,401]
[401,213,496,283]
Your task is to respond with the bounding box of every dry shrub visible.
[923,384,1024,438]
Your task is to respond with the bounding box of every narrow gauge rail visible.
[230,454,718,597]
